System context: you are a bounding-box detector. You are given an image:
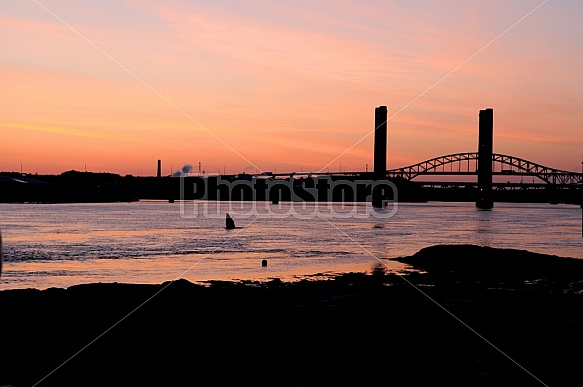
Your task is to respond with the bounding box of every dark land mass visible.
[0,170,581,205]
[1,245,583,386]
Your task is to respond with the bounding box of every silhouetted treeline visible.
[0,171,137,203]
[0,171,580,205]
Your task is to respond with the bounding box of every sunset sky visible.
[1,0,582,176]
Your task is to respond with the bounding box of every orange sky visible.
[1,0,582,176]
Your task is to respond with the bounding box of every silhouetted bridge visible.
[271,152,581,187]
[386,152,582,186]
[254,107,581,208]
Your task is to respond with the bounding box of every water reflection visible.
[475,208,493,246]
[0,201,581,290]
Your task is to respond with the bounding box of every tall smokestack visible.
[157,160,162,178]
[374,106,388,180]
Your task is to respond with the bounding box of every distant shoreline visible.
[1,171,581,205]
[2,244,582,386]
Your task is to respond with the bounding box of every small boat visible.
[225,213,235,229]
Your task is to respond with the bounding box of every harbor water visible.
[1,200,581,290]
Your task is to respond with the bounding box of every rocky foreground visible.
[1,244,582,387]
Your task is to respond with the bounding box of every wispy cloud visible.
[1,121,131,141]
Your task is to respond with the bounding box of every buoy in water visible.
[226,213,236,229]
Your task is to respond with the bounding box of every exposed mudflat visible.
[1,244,582,386]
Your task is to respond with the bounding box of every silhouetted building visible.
[157,160,162,178]
[476,108,493,209]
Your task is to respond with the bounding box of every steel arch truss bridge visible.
[387,152,582,186]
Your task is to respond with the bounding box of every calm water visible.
[1,200,581,290]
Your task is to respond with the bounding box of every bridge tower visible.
[476,108,494,209]
[374,106,388,179]
[373,106,388,208]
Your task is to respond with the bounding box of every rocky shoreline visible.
[1,244,582,386]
